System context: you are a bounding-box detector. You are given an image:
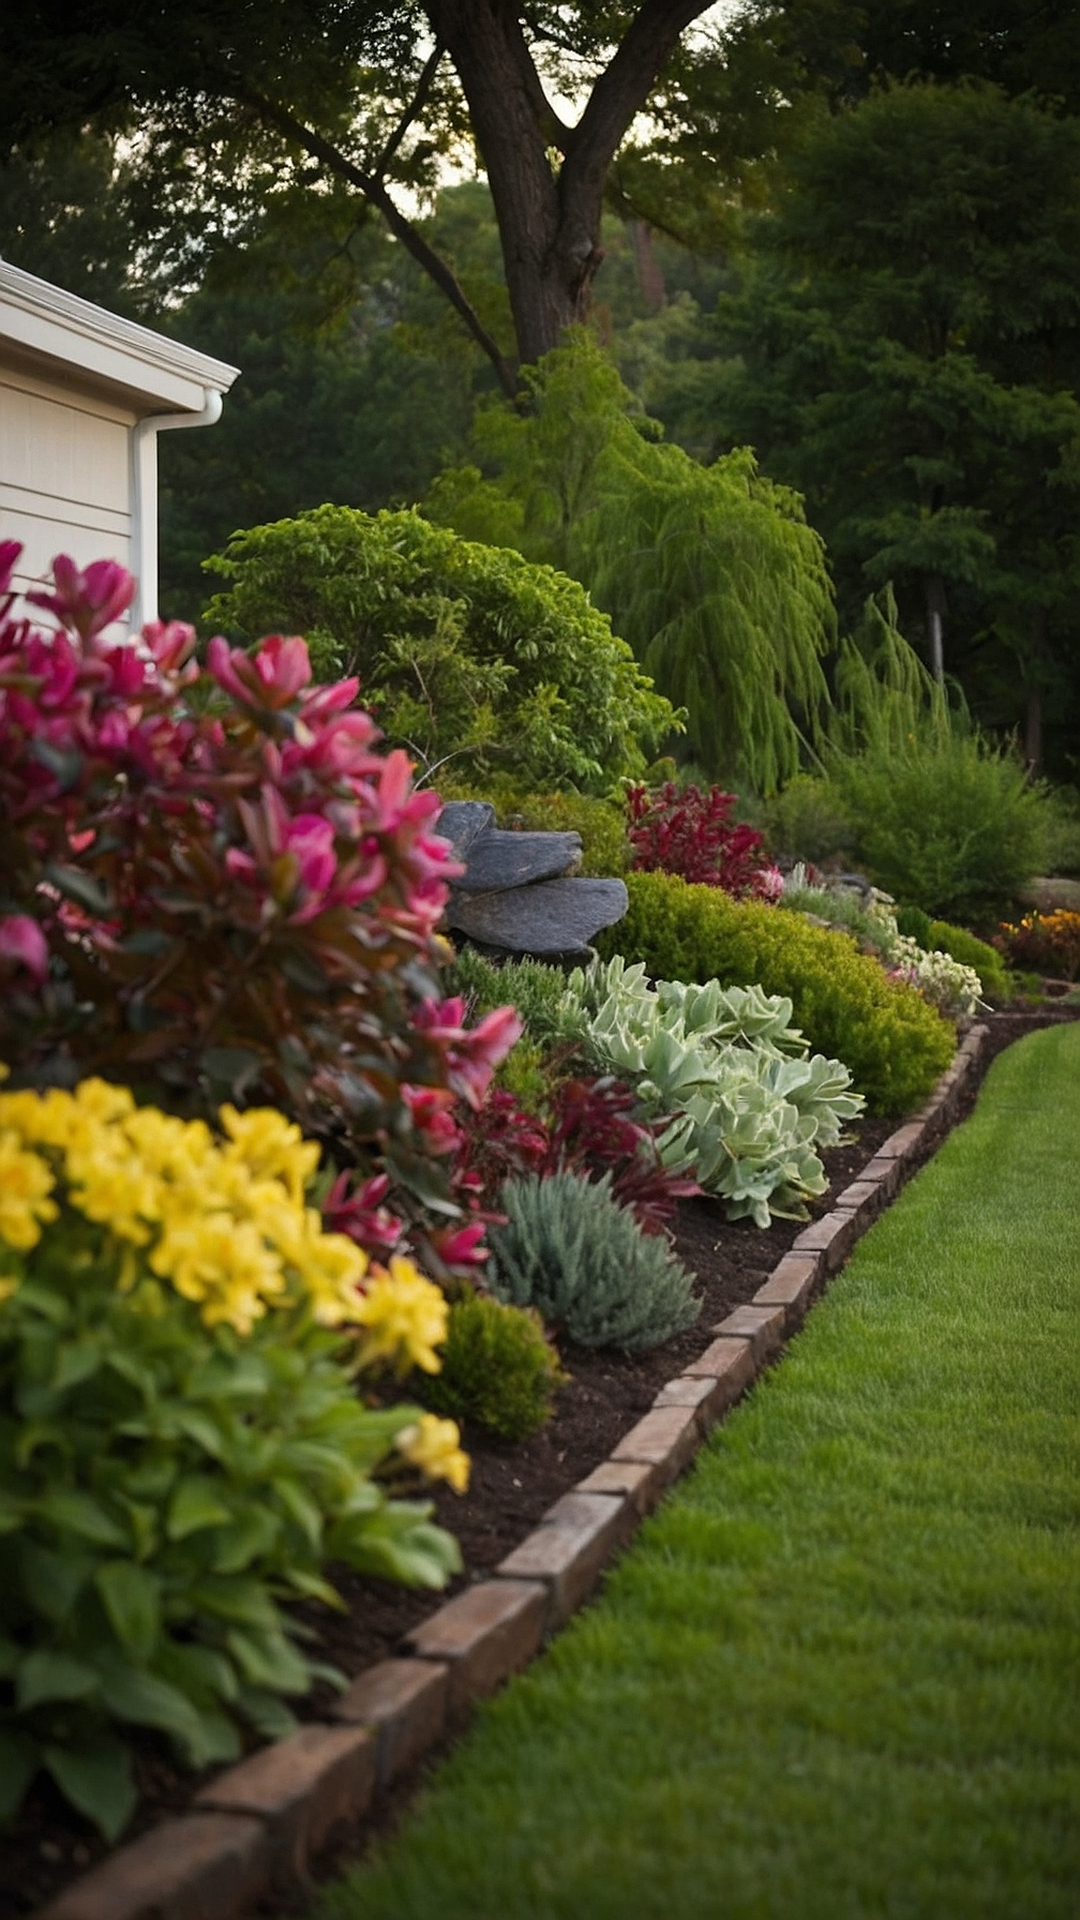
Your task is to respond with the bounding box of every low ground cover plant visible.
[596,872,955,1114]
[488,1171,700,1352]
[779,874,985,1019]
[0,544,518,1283]
[0,1075,465,1840]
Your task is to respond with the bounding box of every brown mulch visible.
[3,1006,1073,1919]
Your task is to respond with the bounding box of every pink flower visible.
[0,914,48,984]
[0,540,22,597]
[401,1084,464,1156]
[414,999,523,1109]
[754,865,786,903]
[27,555,135,640]
[207,633,312,711]
[323,1171,404,1258]
[426,1220,490,1269]
[141,620,198,677]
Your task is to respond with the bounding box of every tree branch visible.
[371,38,445,184]
[228,79,519,398]
[563,0,712,196]
[427,0,572,153]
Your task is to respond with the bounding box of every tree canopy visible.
[709,81,1080,774]
[0,1,721,386]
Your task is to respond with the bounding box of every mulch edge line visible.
[35,1025,993,1920]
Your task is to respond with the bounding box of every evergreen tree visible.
[710,82,1080,776]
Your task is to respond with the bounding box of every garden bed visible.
[4,1008,1071,1920]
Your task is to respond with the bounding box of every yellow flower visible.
[354,1257,449,1375]
[278,1208,369,1325]
[150,1212,286,1334]
[0,1130,58,1250]
[396,1414,470,1494]
[218,1105,320,1204]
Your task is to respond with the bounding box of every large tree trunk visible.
[428,1,708,367]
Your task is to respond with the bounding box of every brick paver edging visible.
[36,1026,990,1920]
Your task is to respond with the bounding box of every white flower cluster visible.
[885,935,984,1020]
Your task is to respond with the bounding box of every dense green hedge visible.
[596,872,954,1115]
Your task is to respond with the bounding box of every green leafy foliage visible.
[0,1238,457,1837]
[823,726,1050,918]
[446,948,587,1055]
[596,872,954,1115]
[895,905,933,948]
[202,505,675,792]
[488,1172,700,1353]
[428,334,837,790]
[759,773,856,866]
[419,1295,564,1442]
[712,83,1080,777]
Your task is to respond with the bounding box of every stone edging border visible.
[37,1025,990,1920]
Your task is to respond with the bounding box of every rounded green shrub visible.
[488,1171,701,1352]
[595,871,954,1115]
[202,506,675,792]
[420,1294,564,1441]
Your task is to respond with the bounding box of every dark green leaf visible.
[42,864,113,916]
[44,1736,136,1841]
[0,1729,38,1821]
[35,1489,127,1547]
[166,1477,232,1542]
[95,1561,161,1662]
[51,1340,103,1393]
[16,1650,100,1711]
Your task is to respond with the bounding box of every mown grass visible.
[318,1024,1080,1920]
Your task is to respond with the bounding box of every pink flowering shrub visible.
[626,780,777,899]
[0,543,519,1272]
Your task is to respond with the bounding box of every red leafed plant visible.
[626,780,777,898]
[0,542,519,1270]
[448,1074,699,1243]
[544,1075,700,1235]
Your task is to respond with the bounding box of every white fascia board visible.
[0,260,240,415]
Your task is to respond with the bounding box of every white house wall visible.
[0,355,136,594]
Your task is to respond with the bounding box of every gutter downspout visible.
[129,388,224,628]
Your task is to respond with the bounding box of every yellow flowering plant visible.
[0,1075,468,1842]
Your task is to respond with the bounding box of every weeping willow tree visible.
[425,333,837,793]
[579,441,835,792]
[826,585,958,759]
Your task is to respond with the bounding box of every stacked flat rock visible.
[435,801,628,959]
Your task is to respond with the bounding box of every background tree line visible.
[1,0,1079,786]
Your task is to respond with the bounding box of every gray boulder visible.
[452,828,581,893]
[434,801,495,862]
[446,877,628,956]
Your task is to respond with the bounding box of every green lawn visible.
[318,1024,1080,1920]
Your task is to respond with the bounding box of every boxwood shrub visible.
[595,872,954,1115]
